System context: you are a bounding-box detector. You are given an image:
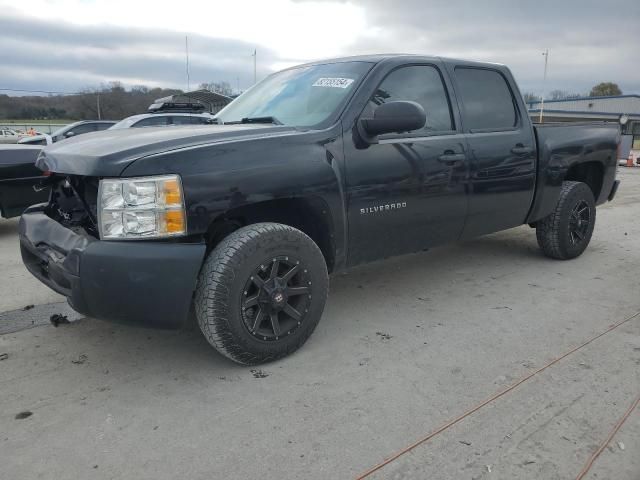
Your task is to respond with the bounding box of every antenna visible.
[252,49,257,85]
[185,36,191,92]
[539,49,549,124]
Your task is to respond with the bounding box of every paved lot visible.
[1,169,639,479]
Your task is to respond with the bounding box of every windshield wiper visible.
[224,116,283,125]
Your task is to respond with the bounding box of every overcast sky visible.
[0,0,637,97]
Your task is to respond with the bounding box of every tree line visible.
[523,82,623,104]
[0,82,183,120]
[0,80,236,121]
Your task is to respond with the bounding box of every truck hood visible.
[36,124,298,176]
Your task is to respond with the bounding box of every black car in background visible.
[0,145,47,218]
[17,120,115,146]
[108,112,214,129]
[3,121,114,218]
[2,109,212,218]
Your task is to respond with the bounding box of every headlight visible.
[98,175,186,240]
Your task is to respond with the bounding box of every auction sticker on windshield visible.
[312,77,355,88]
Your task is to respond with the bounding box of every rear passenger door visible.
[450,66,536,238]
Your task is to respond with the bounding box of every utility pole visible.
[96,93,101,120]
[252,49,257,85]
[185,36,191,92]
[236,76,240,95]
[539,49,549,124]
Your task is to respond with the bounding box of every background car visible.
[0,129,22,144]
[17,120,116,146]
[0,145,48,218]
[109,112,214,129]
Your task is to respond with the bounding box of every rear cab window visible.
[453,67,518,132]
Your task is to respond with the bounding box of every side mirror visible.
[64,131,75,138]
[360,101,426,137]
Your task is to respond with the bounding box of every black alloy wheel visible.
[241,256,312,341]
[568,200,590,245]
[536,181,596,260]
[195,223,329,365]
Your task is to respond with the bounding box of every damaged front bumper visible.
[19,205,206,328]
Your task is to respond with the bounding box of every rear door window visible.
[134,116,170,128]
[170,116,208,125]
[454,68,517,131]
[68,123,96,135]
[170,116,192,125]
[193,116,211,124]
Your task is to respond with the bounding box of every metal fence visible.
[0,123,68,134]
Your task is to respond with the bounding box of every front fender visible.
[121,128,348,268]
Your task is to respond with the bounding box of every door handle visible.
[438,153,465,165]
[511,145,533,155]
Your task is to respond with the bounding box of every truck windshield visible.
[215,61,372,128]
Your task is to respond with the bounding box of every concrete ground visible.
[1,169,639,480]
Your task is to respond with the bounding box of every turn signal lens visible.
[163,210,185,234]
[163,179,182,206]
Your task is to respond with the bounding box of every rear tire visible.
[195,223,329,365]
[536,181,596,260]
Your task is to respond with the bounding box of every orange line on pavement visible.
[574,394,640,480]
[355,310,640,479]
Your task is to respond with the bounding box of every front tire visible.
[195,223,329,365]
[536,181,596,260]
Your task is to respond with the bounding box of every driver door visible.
[344,63,469,265]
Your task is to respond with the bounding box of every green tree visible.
[589,82,622,97]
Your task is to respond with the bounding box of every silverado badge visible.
[360,202,407,215]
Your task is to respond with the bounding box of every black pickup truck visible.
[20,55,620,364]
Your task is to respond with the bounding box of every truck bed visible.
[526,122,620,223]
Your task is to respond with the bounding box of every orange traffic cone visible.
[627,153,634,167]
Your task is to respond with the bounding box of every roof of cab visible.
[300,53,429,66]
[297,53,506,69]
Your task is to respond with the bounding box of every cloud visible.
[301,0,640,95]
[0,12,282,94]
[0,0,638,96]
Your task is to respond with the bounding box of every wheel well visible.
[205,197,336,272]
[564,162,604,200]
